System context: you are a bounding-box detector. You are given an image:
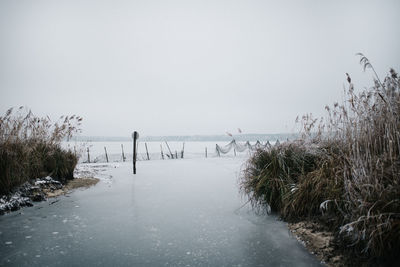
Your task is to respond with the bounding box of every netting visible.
[72,140,281,163]
[215,140,275,155]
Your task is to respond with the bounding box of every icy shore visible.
[0,163,109,215]
[0,176,62,214]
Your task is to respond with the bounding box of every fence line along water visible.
[62,140,279,163]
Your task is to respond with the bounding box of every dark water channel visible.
[0,158,322,266]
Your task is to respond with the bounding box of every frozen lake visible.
[0,158,321,266]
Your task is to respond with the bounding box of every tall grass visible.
[333,56,400,260]
[240,55,400,262]
[0,107,82,194]
[241,142,319,213]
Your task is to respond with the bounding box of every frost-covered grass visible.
[240,56,400,263]
[0,107,82,194]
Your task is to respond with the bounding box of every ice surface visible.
[0,158,321,266]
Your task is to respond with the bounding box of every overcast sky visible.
[1,0,399,137]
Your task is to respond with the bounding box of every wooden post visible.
[205,147,207,158]
[132,131,139,174]
[121,144,125,162]
[87,147,90,163]
[181,142,185,158]
[216,144,220,157]
[145,142,150,160]
[175,151,178,159]
[104,147,109,163]
[234,148,236,157]
[165,141,173,159]
[160,144,164,160]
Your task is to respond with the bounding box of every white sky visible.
[1,0,399,136]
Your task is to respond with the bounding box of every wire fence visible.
[63,140,280,163]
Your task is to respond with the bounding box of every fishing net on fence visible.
[215,140,275,155]
[82,140,279,163]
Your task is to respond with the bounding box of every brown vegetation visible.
[240,55,400,264]
[45,177,99,198]
[0,107,82,194]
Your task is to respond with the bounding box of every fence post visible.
[87,147,90,163]
[165,141,173,159]
[145,142,150,160]
[121,144,125,162]
[104,147,109,163]
[132,131,139,174]
[160,144,164,160]
[181,142,185,158]
[205,147,207,158]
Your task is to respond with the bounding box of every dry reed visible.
[240,55,400,262]
[0,107,82,194]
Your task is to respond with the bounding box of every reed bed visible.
[0,107,82,194]
[240,55,400,263]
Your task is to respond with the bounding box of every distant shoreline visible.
[69,133,299,142]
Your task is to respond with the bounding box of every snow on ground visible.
[0,177,63,214]
[74,163,120,184]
